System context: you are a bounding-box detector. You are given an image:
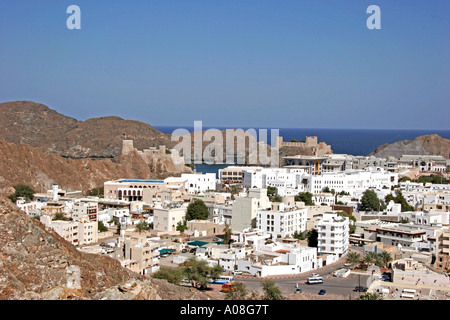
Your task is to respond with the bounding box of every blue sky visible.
[0,0,449,130]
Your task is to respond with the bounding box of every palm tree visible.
[134,221,150,234]
[363,252,378,265]
[223,222,232,244]
[379,251,392,268]
[358,292,383,300]
[346,252,361,267]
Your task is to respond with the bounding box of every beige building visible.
[123,235,160,275]
[435,226,450,271]
[186,219,225,237]
[40,201,65,217]
[153,207,187,232]
[231,189,271,233]
[40,215,98,246]
[231,197,259,233]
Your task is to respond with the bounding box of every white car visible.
[233,271,242,275]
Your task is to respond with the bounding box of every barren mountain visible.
[0,139,189,193]
[369,134,450,159]
[0,101,175,158]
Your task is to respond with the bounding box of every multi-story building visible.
[40,215,98,246]
[123,236,160,275]
[435,226,450,271]
[257,203,307,239]
[317,213,349,257]
[231,189,271,232]
[152,206,187,232]
[72,201,98,222]
[397,155,447,173]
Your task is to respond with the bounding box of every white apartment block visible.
[15,198,43,216]
[257,203,307,239]
[308,168,398,194]
[242,167,305,189]
[312,193,335,206]
[365,223,441,252]
[181,173,217,194]
[317,213,349,257]
[40,215,98,246]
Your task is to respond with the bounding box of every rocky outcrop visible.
[0,188,219,300]
[0,139,190,193]
[369,134,450,159]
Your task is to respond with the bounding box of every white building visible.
[242,167,306,190]
[317,213,349,257]
[312,193,335,206]
[15,198,43,216]
[257,203,308,239]
[71,201,98,222]
[236,242,319,277]
[307,168,398,195]
[181,173,217,194]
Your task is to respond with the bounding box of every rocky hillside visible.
[0,139,189,193]
[0,101,175,158]
[369,134,450,159]
[0,188,219,300]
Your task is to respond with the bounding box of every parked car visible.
[354,286,368,292]
[318,289,326,295]
[295,288,302,294]
[233,271,242,275]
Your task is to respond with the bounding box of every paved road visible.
[236,271,370,298]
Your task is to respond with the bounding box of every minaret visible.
[52,183,59,201]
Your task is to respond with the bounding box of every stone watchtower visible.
[122,140,135,155]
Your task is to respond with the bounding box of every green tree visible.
[98,221,108,232]
[295,192,314,206]
[186,199,209,221]
[225,283,248,300]
[152,266,185,285]
[363,252,378,265]
[358,292,383,300]
[183,258,222,290]
[223,222,232,245]
[360,189,383,212]
[267,186,276,197]
[378,251,392,268]
[8,184,35,203]
[385,191,414,212]
[86,187,104,197]
[261,280,284,300]
[346,252,361,266]
[134,221,150,233]
[176,221,187,232]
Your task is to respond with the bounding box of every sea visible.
[154,126,450,177]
